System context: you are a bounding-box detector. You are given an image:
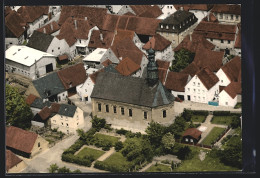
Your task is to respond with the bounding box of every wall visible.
[206,38,235,50]
[171,91,185,98]
[57,91,68,102]
[216,68,231,87]
[47,37,70,56]
[5,60,31,78]
[5,35,24,49]
[154,45,173,62]
[234,48,241,57]
[28,15,47,35]
[30,135,49,158]
[31,120,45,127]
[215,13,241,24]
[219,90,237,107]
[190,10,208,23]
[30,56,57,79]
[117,5,135,15]
[100,48,120,64]
[7,160,27,173]
[76,77,94,103]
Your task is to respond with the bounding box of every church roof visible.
[91,72,174,108]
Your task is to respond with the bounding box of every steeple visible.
[146,48,159,86]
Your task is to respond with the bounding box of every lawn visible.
[76,147,105,160]
[146,164,172,172]
[93,133,120,146]
[201,127,226,145]
[191,115,206,123]
[211,116,234,125]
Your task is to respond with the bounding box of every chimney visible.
[180,7,183,11]
[207,13,210,21]
[100,33,103,41]
[85,17,88,21]
[50,23,53,31]
[74,19,77,29]
[43,28,46,34]
[189,33,192,41]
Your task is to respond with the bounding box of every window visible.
[228,40,230,44]
[53,120,56,123]
[194,96,196,100]
[98,103,101,112]
[198,89,200,94]
[198,96,200,99]
[167,6,169,9]
[221,40,224,43]
[52,50,54,52]
[129,109,132,117]
[66,123,69,127]
[188,88,190,91]
[61,122,63,126]
[38,142,40,147]
[231,15,233,20]
[58,47,60,50]
[225,15,228,20]
[166,25,169,29]
[236,15,239,20]
[211,38,213,42]
[61,116,63,120]
[193,82,195,86]
[113,106,117,113]
[172,26,175,29]
[194,89,196,92]
[121,107,124,115]
[144,112,147,119]
[198,83,200,87]
[220,13,223,19]
[106,104,109,112]
[163,110,166,118]
[221,80,223,83]
[161,25,163,29]
[77,122,79,125]
[226,102,228,105]
[79,40,81,43]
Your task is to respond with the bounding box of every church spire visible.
[146,48,158,86]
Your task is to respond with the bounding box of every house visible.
[182,128,202,144]
[6,126,49,158]
[32,106,54,127]
[57,63,87,97]
[184,67,219,103]
[142,34,173,62]
[91,48,175,125]
[180,62,200,77]
[115,57,141,77]
[17,6,49,36]
[156,9,198,49]
[5,10,28,49]
[138,5,163,19]
[234,24,241,56]
[5,45,56,79]
[27,31,70,57]
[211,4,241,24]
[218,81,241,107]
[165,72,191,101]
[157,5,177,20]
[174,4,214,23]
[193,21,238,54]
[87,30,115,52]
[6,150,27,173]
[50,104,85,134]
[37,21,60,36]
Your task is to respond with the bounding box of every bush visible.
[230,115,241,128]
[115,141,124,152]
[94,161,128,172]
[213,111,230,116]
[104,124,112,131]
[91,116,106,131]
[192,110,208,116]
[116,128,128,135]
[177,146,193,160]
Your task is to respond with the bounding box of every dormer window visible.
[179,25,181,29]
[172,26,175,29]
[166,25,169,29]
[161,25,163,29]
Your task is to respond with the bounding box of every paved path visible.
[139,161,156,172]
[97,148,115,162]
[214,128,234,148]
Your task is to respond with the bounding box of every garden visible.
[146,163,172,172]
[201,127,226,146]
[211,111,241,128]
[76,147,105,160]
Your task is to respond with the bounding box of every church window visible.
[106,104,109,112]
[98,103,101,112]
[163,110,166,118]
[129,109,132,117]
[121,107,124,115]
[144,112,147,119]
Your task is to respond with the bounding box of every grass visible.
[102,152,132,169]
[191,115,206,123]
[93,133,120,146]
[211,116,234,125]
[202,127,226,146]
[76,147,105,160]
[146,164,172,172]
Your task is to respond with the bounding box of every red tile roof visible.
[223,81,241,99]
[115,57,141,76]
[183,128,202,140]
[50,103,61,113]
[180,62,200,77]
[38,106,52,120]
[221,56,241,82]
[112,29,135,47]
[174,33,215,53]
[5,10,27,38]
[196,67,219,90]
[123,12,135,16]
[37,21,60,35]
[174,4,213,11]
[202,12,218,23]
[138,5,163,18]
[165,71,189,92]
[26,94,38,106]
[234,24,241,49]
[194,21,237,41]
[88,30,114,49]
[58,6,108,28]
[6,126,38,154]
[89,69,104,84]
[58,54,69,61]
[193,46,224,72]
[158,68,168,84]
[17,6,49,23]
[156,59,170,70]
[211,4,241,15]
[6,150,22,171]
[5,6,12,17]
[143,34,171,51]
[101,14,161,36]
[57,63,87,89]
[56,17,92,46]
[129,5,152,16]
[102,59,113,67]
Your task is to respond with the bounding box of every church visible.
[91,48,175,124]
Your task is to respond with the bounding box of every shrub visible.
[116,128,128,135]
[104,124,112,131]
[115,141,124,152]
[91,116,106,131]
[177,146,193,160]
[213,111,230,116]
[192,110,208,116]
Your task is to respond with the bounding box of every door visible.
[45,63,53,73]
[187,95,191,101]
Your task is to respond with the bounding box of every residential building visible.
[182,128,202,144]
[6,126,49,158]
[26,94,51,115]
[5,45,56,79]
[6,150,27,173]
[91,48,175,125]
[37,21,60,36]
[211,4,241,24]
[218,81,241,107]
[156,9,198,49]
[87,30,115,52]
[76,77,94,103]
[184,67,219,103]
[142,34,173,62]
[50,104,85,134]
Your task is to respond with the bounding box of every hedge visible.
[61,153,92,167]
[213,111,231,116]
[94,161,129,172]
[192,110,208,116]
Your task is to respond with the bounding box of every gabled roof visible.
[129,5,152,16]
[102,59,113,67]
[115,57,141,76]
[58,104,77,117]
[91,72,175,108]
[138,5,163,18]
[165,71,189,92]
[196,67,219,90]
[174,4,213,11]
[234,23,241,49]
[202,12,218,23]
[37,21,60,35]
[5,10,26,38]
[58,55,69,61]
[174,33,215,53]
[32,72,66,99]
[50,103,61,113]
[156,59,170,70]
[30,98,52,109]
[221,56,241,82]
[5,6,12,17]
[223,81,241,99]
[17,6,49,23]
[112,29,135,47]
[143,34,171,51]
[89,69,104,84]
[38,106,53,120]
[193,46,224,72]
[183,128,202,140]
[27,31,54,52]
[6,150,23,171]
[6,126,38,154]
[123,12,135,16]
[26,94,38,105]
[158,68,168,84]
[211,4,241,15]
[57,63,87,89]
[88,30,114,49]
[194,21,237,41]
[180,62,200,77]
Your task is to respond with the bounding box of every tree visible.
[177,146,193,160]
[57,166,71,173]
[115,141,124,152]
[230,115,241,128]
[182,109,192,122]
[170,48,195,72]
[91,116,106,131]
[161,132,175,151]
[145,121,167,147]
[5,85,33,129]
[167,116,186,139]
[48,164,59,173]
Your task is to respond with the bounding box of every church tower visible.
[146,48,159,86]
